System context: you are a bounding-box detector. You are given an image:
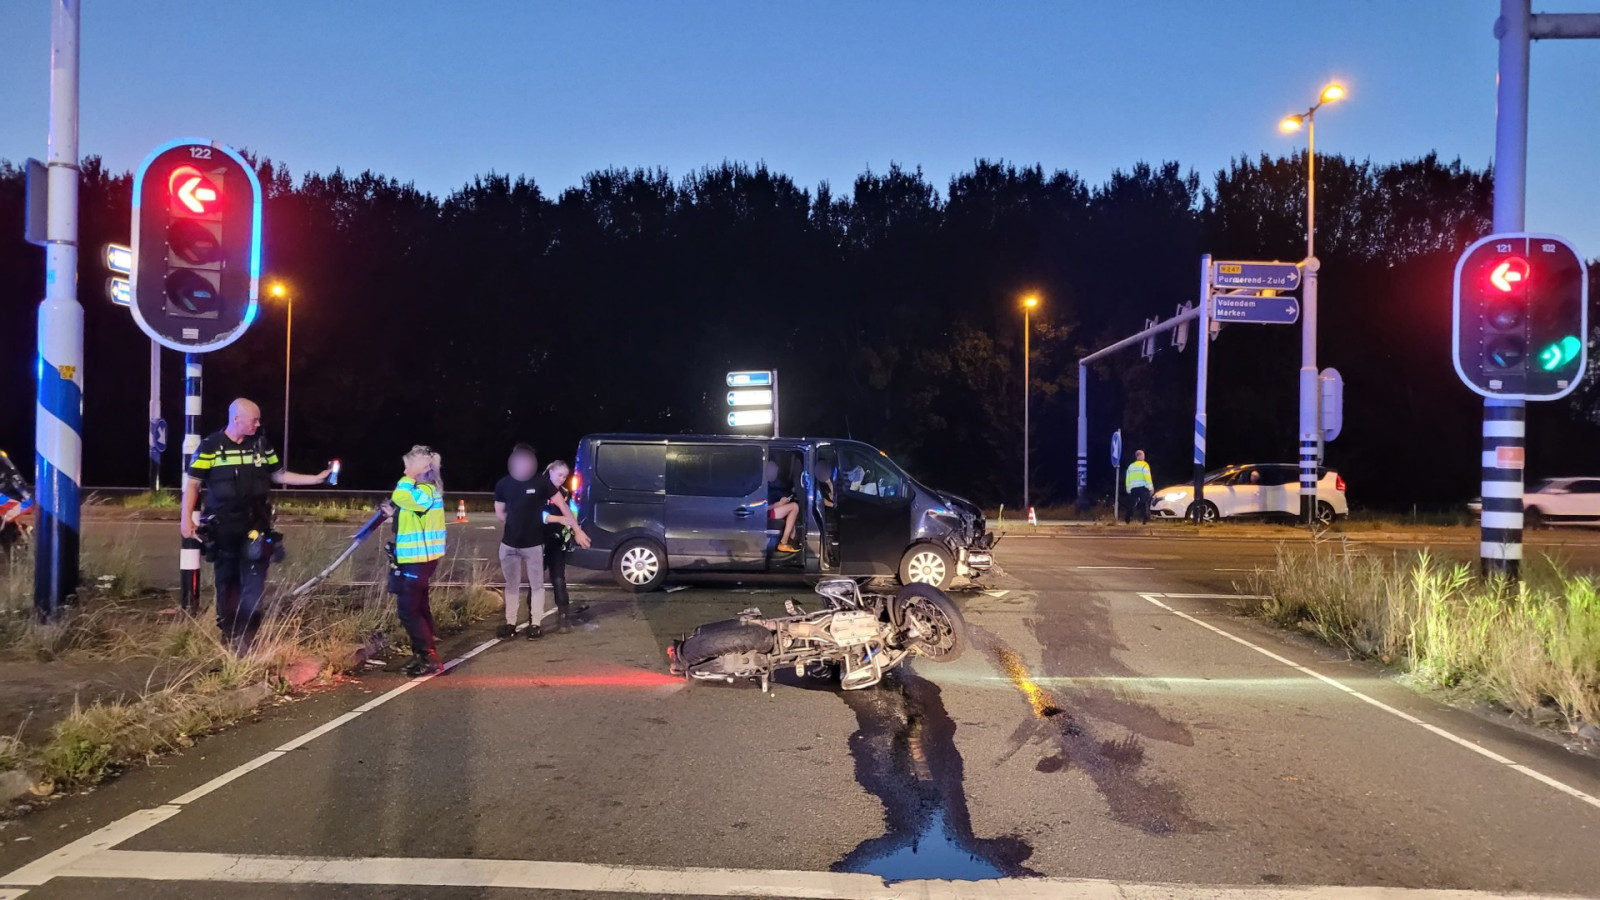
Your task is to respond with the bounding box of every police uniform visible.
[186,431,279,651]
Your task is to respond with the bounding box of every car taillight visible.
[1335,474,1346,492]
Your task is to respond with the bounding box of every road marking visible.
[1139,593,1600,812]
[1213,567,1256,572]
[1075,565,1154,570]
[48,849,1589,899]
[0,637,505,896]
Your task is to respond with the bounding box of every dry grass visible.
[1247,542,1600,727]
[0,527,504,794]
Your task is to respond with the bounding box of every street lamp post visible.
[1022,294,1039,516]
[269,282,292,467]
[1279,82,1345,526]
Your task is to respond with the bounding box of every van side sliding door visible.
[664,443,769,570]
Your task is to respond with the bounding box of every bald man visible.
[182,398,329,653]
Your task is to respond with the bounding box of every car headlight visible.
[1160,491,1187,503]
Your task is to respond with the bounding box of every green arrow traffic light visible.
[1537,335,1583,372]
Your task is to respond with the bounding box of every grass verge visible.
[1246,542,1600,729]
[0,529,502,796]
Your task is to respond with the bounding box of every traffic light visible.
[130,140,262,352]
[1453,233,1588,400]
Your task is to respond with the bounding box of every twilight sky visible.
[2,1,1598,252]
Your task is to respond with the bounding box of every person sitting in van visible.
[765,460,801,554]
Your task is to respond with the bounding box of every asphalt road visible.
[2,531,1599,898]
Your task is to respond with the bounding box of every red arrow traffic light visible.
[167,165,219,215]
[1487,256,1529,293]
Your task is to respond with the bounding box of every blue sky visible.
[2,1,1598,251]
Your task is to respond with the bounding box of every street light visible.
[266,281,293,467]
[1022,294,1039,517]
[1279,81,1346,526]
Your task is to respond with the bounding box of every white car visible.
[1471,477,1600,528]
[1150,463,1348,524]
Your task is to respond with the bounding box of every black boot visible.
[401,653,428,677]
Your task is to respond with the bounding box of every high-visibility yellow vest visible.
[1125,460,1153,492]
[392,476,446,564]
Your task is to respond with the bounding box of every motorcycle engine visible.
[828,610,881,647]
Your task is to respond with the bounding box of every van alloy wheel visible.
[904,549,947,586]
[620,546,660,585]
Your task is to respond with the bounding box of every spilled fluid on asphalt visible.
[832,670,1035,882]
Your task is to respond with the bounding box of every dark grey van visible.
[568,434,994,592]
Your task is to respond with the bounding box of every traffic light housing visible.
[1453,233,1588,401]
[130,140,262,352]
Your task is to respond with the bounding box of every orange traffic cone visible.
[455,500,468,524]
[1027,507,1037,526]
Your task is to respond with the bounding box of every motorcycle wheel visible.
[892,583,967,662]
[677,619,775,667]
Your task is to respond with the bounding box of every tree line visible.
[1,152,1596,509]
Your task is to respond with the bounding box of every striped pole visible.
[179,354,203,613]
[1192,254,1211,522]
[33,0,82,619]
[1480,401,1525,577]
[1075,364,1088,507]
[1298,260,1322,527]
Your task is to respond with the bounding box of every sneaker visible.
[495,623,516,639]
[777,542,800,554]
[526,624,543,640]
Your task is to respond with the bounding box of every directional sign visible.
[726,370,773,387]
[104,243,133,275]
[727,389,773,407]
[107,276,131,306]
[1110,429,1122,469]
[1211,293,1300,325]
[1213,261,1301,291]
[728,409,773,428]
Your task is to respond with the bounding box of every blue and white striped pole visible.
[34,0,82,618]
[180,355,204,613]
[1192,254,1211,522]
[1075,364,1088,508]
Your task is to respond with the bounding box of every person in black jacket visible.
[181,399,328,653]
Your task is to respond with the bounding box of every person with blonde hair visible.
[390,445,446,676]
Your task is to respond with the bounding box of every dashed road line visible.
[1139,592,1600,812]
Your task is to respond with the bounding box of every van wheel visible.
[899,544,954,589]
[613,539,667,592]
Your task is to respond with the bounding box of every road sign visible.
[107,277,131,306]
[1110,429,1122,469]
[726,371,772,387]
[150,419,168,455]
[728,409,773,428]
[1213,261,1301,291]
[727,389,773,407]
[104,243,132,275]
[725,370,778,435]
[1211,293,1300,324]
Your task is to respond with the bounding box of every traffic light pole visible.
[33,0,82,618]
[180,355,203,613]
[1482,0,1531,579]
[1298,259,1321,528]
[149,339,161,491]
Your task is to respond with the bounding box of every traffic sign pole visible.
[149,340,161,491]
[1193,254,1212,523]
[34,0,82,618]
[1483,0,1532,579]
[1299,258,1321,528]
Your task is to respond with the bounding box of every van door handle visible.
[733,507,754,518]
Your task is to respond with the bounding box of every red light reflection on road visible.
[433,663,682,691]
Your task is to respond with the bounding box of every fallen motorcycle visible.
[667,578,968,691]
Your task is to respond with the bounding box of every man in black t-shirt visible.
[181,398,329,653]
[494,444,586,639]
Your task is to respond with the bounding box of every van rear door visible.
[664,442,769,570]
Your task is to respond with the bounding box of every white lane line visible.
[1213,567,1256,572]
[1139,593,1600,812]
[0,637,505,896]
[1076,566,1154,570]
[55,849,1588,900]
[0,805,183,887]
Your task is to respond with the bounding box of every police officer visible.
[181,398,330,653]
[1124,449,1153,525]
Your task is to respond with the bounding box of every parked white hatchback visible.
[1150,463,1348,524]
[1469,477,1600,528]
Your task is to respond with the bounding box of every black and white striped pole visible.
[179,355,203,612]
[1192,255,1212,522]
